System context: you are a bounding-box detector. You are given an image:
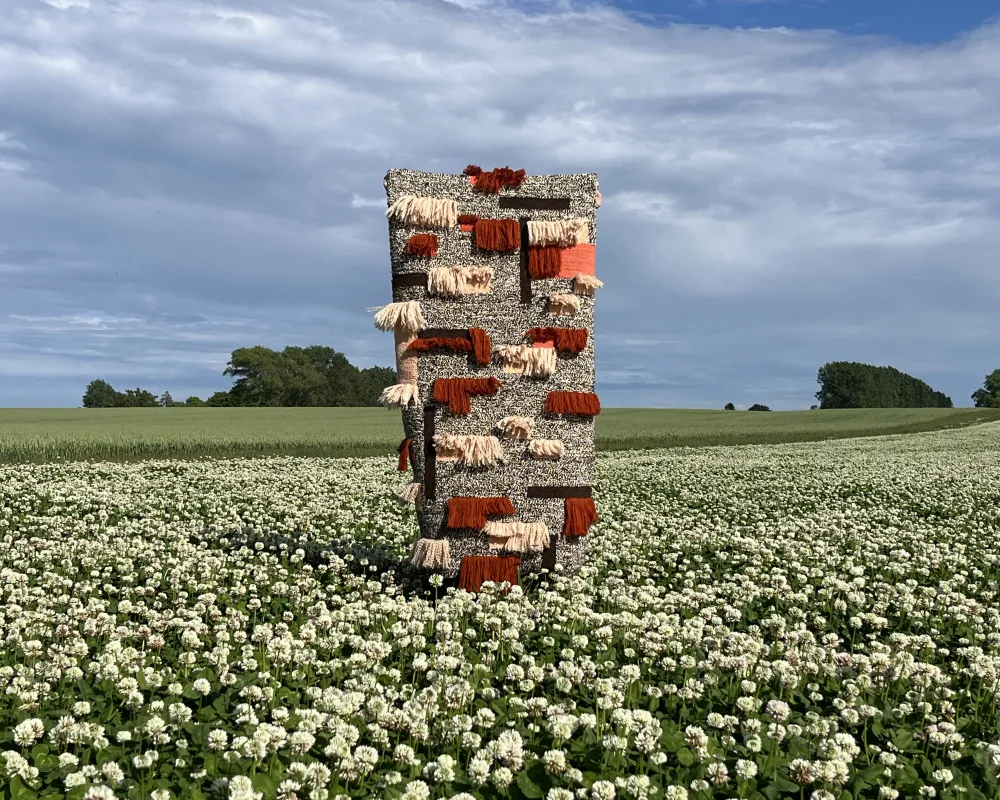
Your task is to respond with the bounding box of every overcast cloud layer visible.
[1,0,998,409]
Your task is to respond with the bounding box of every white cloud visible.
[0,0,997,407]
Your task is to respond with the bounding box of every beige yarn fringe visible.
[397,481,421,507]
[497,344,557,378]
[485,521,551,553]
[528,439,564,460]
[374,301,425,333]
[427,266,493,296]
[527,219,589,247]
[433,434,504,467]
[573,274,604,296]
[394,329,419,384]
[409,538,452,569]
[548,293,581,316]
[386,195,459,229]
[379,382,419,408]
[497,416,533,440]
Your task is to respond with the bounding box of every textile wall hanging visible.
[380,166,601,588]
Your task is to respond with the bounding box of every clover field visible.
[2,423,1000,800]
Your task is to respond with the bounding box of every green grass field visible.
[1,406,998,463]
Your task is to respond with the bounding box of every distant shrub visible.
[748,404,771,412]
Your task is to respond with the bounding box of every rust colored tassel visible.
[526,327,588,353]
[463,165,483,177]
[432,377,502,414]
[474,219,521,252]
[407,337,474,354]
[544,391,601,416]
[447,496,517,529]
[398,438,414,471]
[405,234,438,257]
[472,167,527,194]
[458,555,520,593]
[469,328,492,366]
[563,497,598,537]
[458,213,479,232]
[528,246,561,278]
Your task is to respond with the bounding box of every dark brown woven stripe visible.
[392,272,428,289]
[499,197,571,210]
[423,405,436,501]
[519,218,531,303]
[418,328,471,340]
[526,486,592,499]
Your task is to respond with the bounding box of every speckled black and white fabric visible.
[383,169,599,577]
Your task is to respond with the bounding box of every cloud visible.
[0,0,997,408]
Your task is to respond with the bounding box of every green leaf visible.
[677,748,695,767]
[516,770,544,799]
[9,776,39,799]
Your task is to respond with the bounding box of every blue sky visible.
[1,0,999,410]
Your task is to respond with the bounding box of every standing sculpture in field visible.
[375,166,603,592]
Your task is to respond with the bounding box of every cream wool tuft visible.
[409,538,452,568]
[386,194,459,229]
[379,382,419,408]
[548,293,581,316]
[427,266,493,296]
[497,416,533,440]
[397,481,422,507]
[573,274,603,296]
[433,434,505,467]
[496,344,557,378]
[527,218,589,247]
[374,301,425,333]
[528,439,565,460]
[484,521,551,553]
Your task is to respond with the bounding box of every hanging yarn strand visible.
[457,555,520,593]
[474,219,521,252]
[544,391,601,416]
[447,497,516,529]
[386,194,459,229]
[527,219,589,247]
[563,497,599,537]
[497,416,533,440]
[432,377,502,414]
[427,266,493,296]
[374,301,426,333]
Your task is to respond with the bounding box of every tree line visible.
[82,346,396,408]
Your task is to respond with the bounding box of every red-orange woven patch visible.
[557,243,596,278]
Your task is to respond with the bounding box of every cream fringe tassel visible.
[527,219,589,247]
[379,382,419,408]
[528,439,564,460]
[573,274,603,296]
[397,481,421,507]
[427,266,493,296]
[433,434,504,467]
[485,521,551,553]
[497,416,533,440]
[409,538,451,568]
[548,293,581,316]
[497,345,557,378]
[374,301,425,333]
[386,195,459,229]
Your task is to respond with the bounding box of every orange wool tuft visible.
[458,213,478,232]
[463,165,483,177]
[544,391,601,416]
[405,234,439,257]
[474,219,521,252]
[432,377,502,414]
[471,167,527,194]
[457,555,520,593]
[398,438,414,471]
[557,243,596,278]
[563,497,598,536]
[469,328,493,366]
[407,337,474,354]
[447,497,517,529]
[528,246,561,278]
[526,328,588,353]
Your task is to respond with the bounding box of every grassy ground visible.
[1,406,998,464]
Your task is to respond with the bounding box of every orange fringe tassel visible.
[526,328,588,353]
[528,246,561,278]
[544,391,601,416]
[458,555,520,593]
[473,167,527,194]
[405,234,438,257]
[463,165,483,177]
[458,213,478,232]
[474,219,521,252]
[433,377,502,414]
[563,497,598,537]
[470,328,492,366]
[407,337,473,354]
[447,496,517,529]
[398,438,414,471]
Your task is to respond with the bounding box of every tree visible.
[82,379,121,408]
[158,391,177,407]
[119,388,159,407]
[971,369,1000,408]
[810,405,818,410]
[748,403,771,411]
[206,391,233,407]
[724,402,736,410]
[815,361,952,409]
[184,396,206,407]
